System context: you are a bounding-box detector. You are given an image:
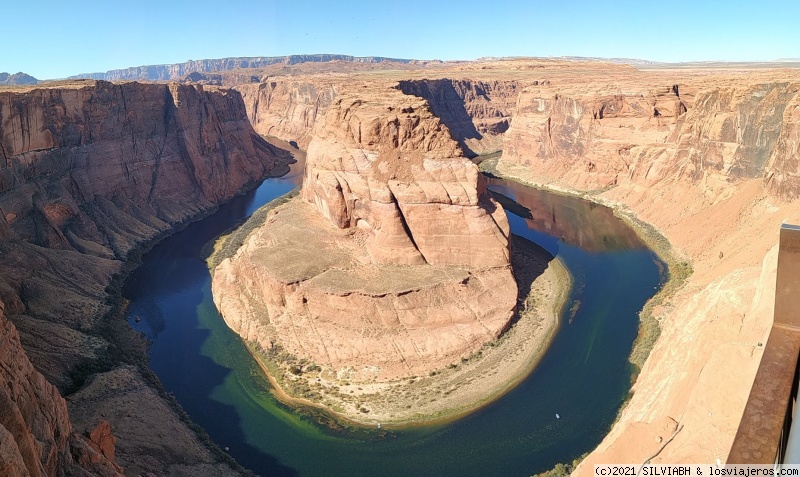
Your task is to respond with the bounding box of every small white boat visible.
[555,413,560,419]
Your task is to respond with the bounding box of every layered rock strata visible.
[0,80,288,475]
[502,79,800,197]
[236,79,337,149]
[302,85,512,268]
[70,55,417,82]
[0,80,289,387]
[223,61,800,464]
[235,76,519,153]
[6,58,800,473]
[396,79,518,155]
[489,68,800,468]
[214,84,517,382]
[0,300,122,477]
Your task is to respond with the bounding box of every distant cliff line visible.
[68,54,423,81]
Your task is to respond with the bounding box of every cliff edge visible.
[0,80,290,476]
[492,69,800,468]
[0,300,123,477]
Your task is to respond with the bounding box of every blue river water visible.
[122,159,664,477]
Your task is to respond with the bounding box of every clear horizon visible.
[5,0,799,79]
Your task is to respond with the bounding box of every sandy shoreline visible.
[484,158,693,473]
[212,231,572,428]
[485,158,687,373]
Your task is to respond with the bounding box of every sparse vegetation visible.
[533,453,588,477]
[55,180,282,476]
[205,188,300,271]
[615,214,693,373]
[478,155,502,176]
[485,158,697,473]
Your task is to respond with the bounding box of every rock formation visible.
[396,79,518,155]
[235,76,519,154]
[236,79,337,149]
[224,60,800,466]
[213,83,517,382]
[302,84,511,267]
[489,65,800,468]
[0,80,289,475]
[501,78,800,197]
[501,81,690,190]
[69,55,417,82]
[0,300,122,477]
[0,80,289,385]
[5,57,800,474]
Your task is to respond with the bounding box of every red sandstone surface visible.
[3,57,800,474]
[0,80,289,475]
[213,82,517,385]
[227,60,800,465]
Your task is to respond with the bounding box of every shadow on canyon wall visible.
[488,179,646,253]
[509,233,556,329]
[396,79,484,157]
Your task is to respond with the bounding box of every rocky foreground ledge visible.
[212,83,568,424]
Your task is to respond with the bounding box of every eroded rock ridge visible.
[0,301,123,477]
[213,83,517,382]
[69,55,418,82]
[224,61,800,466]
[501,79,800,199]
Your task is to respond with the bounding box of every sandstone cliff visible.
[6,58,800,473]
[236,79,337,149]
[501,81,691,190]
[302,84,512,267]
[221,61,800,465]
[0,80,289,475]
[501,77,800,197]
[490,67,800,468]
[396,78,518,155]
[0,300,122,477]
[0,80,289,386]
[235,76,519,155]
[232,60,800,464]
[214,83,517,384]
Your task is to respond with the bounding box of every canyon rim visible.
[2,53,800,476]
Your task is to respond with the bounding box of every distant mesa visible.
[69,54,419,82]
[0,72,39,85]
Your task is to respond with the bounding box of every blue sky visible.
[3,0,799,79]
